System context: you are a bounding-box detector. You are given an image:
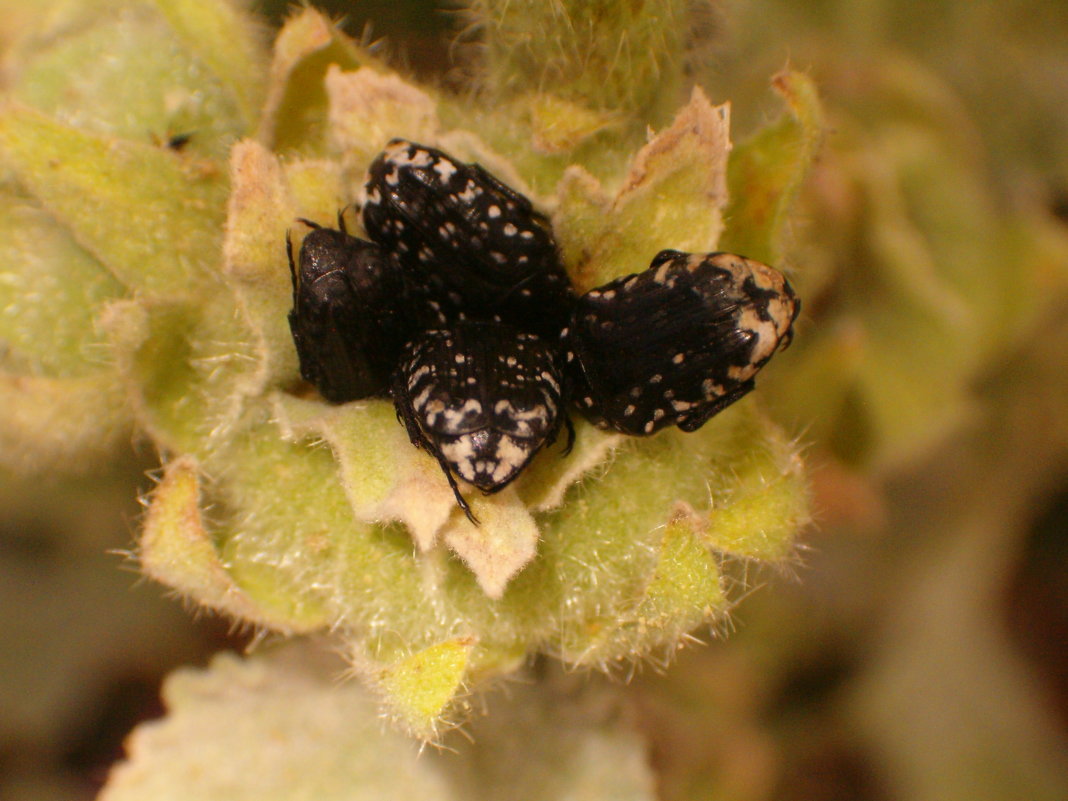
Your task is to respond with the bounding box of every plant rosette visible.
[0,2,815,738]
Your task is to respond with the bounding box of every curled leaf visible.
[141,455,328,633]
[326,65,440,169]
[554,87,731,290]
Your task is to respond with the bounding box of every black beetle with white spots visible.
[286,138,801,523]
[391,321,568,522]
[564,249,800,436]
[363,139,574,340]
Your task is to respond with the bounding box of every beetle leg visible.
[285,230,298,297]
[390,366,479,525]
[676,380,754,432]
[561,413,576,455]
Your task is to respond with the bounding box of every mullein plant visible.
[0,0,816,788]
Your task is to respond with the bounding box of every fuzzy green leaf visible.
[152,0,267,132]
[0,372,130,472]
[0,200,123,376]
[140,454,328,632]
[372,639,474,739]
[271,393,613,598]
[538,404,802,666]
[721,70,824,265]
[554,87,731,291]
[761,59,1068,469]
[102,294,259,456]
[259,7,367,154]
[469,0,707,124]
[0,105,228,297]
[100,647,655,799]
[325,65,440,174]
[6,0,252,159]
[99,647,451,801]
[0,195,132,470]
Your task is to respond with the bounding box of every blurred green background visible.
[2,1,1067,799]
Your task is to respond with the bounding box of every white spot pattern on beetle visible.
[564,250,799,436]
[362,138,574,340]
[392,321,567,522]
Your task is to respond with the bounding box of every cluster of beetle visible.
[287,139,801,523]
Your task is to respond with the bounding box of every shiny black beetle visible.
[391,321,568,523]
[564,250,800,435]
[286,215,411,402]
